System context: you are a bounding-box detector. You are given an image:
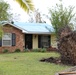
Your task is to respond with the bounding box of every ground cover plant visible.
[0,52,71,75]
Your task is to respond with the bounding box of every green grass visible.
[0,52,71,75]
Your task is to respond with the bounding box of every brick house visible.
[0,22,56,52]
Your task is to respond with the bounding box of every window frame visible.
[2,33,12,46]
[41,35,50,48]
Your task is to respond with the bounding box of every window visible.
[2,33,12,46]
[41,36,49,48]
[39,35,50,48]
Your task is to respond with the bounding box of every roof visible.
[14,22,54,34]
[3,22,54,34]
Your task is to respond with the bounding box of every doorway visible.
[25,34,32,49]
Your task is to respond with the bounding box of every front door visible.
[25,34,32,49]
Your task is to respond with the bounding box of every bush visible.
[3,49,9,53]
[41,48,47,52]
[32,49,40,52]
[47,46,58,52]
[32,48,47,52]
[24,49,29,52]
[14,49,21,52]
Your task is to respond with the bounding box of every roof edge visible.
[3,22,28,33]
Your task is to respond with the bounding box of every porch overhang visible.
[22,30,51,34]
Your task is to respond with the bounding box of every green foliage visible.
[0,1,12,38]
[15,0,34,13]
[32,48,47,52]
[24,49,29,52]
[32,48,41,52]
[14,49,21,52]
[49,0,75,38]
[41,48,47,52]
[3,49,9,53]
[0,25,3,39]
[0,1,12,21]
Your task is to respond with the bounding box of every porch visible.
[24,34,52,49]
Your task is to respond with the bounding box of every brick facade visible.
[0,24,24,52]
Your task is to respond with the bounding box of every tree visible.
[0,0,12,21]
[15,0,34,13]
[0,25,3,39]
[49,1,75,39]
[28,9,46,23]
[0,0,12,38]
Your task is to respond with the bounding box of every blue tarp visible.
[14,22,54,33]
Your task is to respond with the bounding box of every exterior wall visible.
[33,34,38,49]
[0,24,56,52]
[32,34,56,49]
[0,24,24,52]
[51,34,57,47]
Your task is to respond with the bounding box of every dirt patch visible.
[40,57,74,66]
[40,57,61,64]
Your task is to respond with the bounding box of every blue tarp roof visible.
[14,22,54,34]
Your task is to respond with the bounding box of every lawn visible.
[0,52,71,75]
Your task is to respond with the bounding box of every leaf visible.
[15,0,34,13]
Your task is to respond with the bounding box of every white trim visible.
[3,22,28,33]
[3,22,52,34]
[2,33,12,46]
[22,31,51,34]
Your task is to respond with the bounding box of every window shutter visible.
[38,35,41,48]
[12,33,16,46]
[0,39,2,47]
[48,35,51,47]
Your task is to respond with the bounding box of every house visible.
[0,22,57,52]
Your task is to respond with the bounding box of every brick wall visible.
[0,24,25,53]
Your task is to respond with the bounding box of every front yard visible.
[0,52,71,75]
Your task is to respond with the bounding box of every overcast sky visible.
[4,0,76,24]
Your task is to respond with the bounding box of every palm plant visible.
[15,0,34,13]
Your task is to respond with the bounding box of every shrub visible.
[32,48,47,52]
[41,48,47,52]
[3,49,9,53]
[24,49,29,52]
[14,49,21,52]
[47,46,58,52]
[32,49,40,52]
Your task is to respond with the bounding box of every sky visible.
[4,0,76,24]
